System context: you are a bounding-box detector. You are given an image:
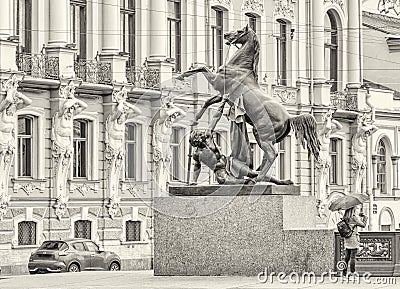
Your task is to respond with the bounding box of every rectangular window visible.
[14,0,32,53]
[73,120,88,178]
[74,220,91,239]
[167,0,181,72]
[120,0,136,67]
[329,138,342,185]
[18,221,36,245]
[70,0,87,60]
[211,7,224,70]
[278,141,286,179]
[170,127,185,182]
[381,225,391,231]
[277,20,287,86]
[126,123,140,180]
[17,116,33,177]
[246,13,257,32]
[126,220,141,241]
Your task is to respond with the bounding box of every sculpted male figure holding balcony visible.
[53,81,88,152]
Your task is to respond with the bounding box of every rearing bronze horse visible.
[177,25,320,185]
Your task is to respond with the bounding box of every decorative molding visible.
[378,0,400,16]
[211,0,231,7]
[21,183,39,196]
[324,0,345,12]
[274,0,295,20]
[106,196,121,219]
[242,0,264,14]
[126,184,144,198]
[76,184,92,196]
[272,86,297,103]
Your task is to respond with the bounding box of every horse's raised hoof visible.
[244,178,257,185]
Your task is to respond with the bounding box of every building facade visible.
[0,0,396,274]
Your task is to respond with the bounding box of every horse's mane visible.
[252,31,260,83]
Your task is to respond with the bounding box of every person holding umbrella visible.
[329,193,369,278]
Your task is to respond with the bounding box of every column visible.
[312,0,330,105]
[312,0,325,82]
[101,0,120,54]
[0,0,18,71]
[347,0,361,87]
[100,0,127,82]
[392,157,400,196]
[147,0,172,85]
[372,155,378,193]
[48,0,69,46]
[149,0,167,59]
[0,0,11,39]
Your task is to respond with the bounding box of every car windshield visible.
[39,241,68,251]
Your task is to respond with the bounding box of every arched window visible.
[277,19,289,86]
[14,0,32,53]
[211,6,224,70]
[125,122,141,180]
[18,221,36,245]
[70,0,87,60]
[167,0,181,72]
[324,10,338,92]
[379,208,394,231]
[377,140,387,194]
[120,0,136,67]
[73,119,88,178]
[246,13,259,33]
[329,138,342,185]
[17,116,33,177]
[74,220,92,239]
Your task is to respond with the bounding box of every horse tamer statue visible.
[178,25,320,185]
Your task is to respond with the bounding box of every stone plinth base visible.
[154,185,335,276]
[169,184,300,196]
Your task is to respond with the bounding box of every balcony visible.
[330,91,357,111]
[16,52,59,80]
[126,65,160,90]
[335,231,400,276]
[74,59,112,85]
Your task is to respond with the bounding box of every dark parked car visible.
[28,239,121,274]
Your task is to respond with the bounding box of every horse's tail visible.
[289,114,321,160]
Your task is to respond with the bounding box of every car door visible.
[71,242,92,270]
[84,241,105,270]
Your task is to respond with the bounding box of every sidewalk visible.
[0,270,398,289]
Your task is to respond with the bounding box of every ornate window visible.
[120,0,136,67]
[277,19,288,86]
[70,0,87,60]
[18,221,36,245]
[126,220,141,241]
[17,116,33,177]
[14,0,32,53]
[277,138,291,180]
[377,140,387,194]
[329,138,342,185]
[167,0,181,72]
[73,120,88,178]
[246,13,259,33]
[125,123,141,180]
[324,10,338,92]
[170,127,185,182]
[211,7,224,70]
[74,220,91,239]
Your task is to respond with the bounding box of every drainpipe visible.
[307,0,315,197]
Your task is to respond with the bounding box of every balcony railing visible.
[126,66,160,90]
[330,91,357,111]
[74,60,112,84]
[334,232,400,276]
[16,53,59,80]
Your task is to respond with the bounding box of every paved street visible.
[0,271,399,289]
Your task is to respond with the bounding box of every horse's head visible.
[224,24,255,46]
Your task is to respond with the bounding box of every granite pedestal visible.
[154,185,335,276]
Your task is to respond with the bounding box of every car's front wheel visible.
[109,262,120,271]
[68,263,80,272]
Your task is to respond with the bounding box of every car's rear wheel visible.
[68,263,80,272]
[109,262,120,271]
